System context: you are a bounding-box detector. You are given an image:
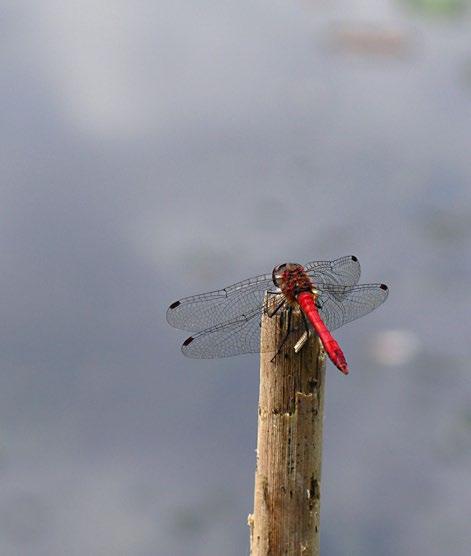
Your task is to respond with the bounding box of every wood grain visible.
[249,304,326,556]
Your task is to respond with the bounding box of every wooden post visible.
[248,303,326,556]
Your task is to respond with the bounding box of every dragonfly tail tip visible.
[337,362,349,375]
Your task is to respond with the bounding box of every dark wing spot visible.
[351,255,358,262]
[380,284,388,290]
[169,301,181,309]
[183,336,194,346]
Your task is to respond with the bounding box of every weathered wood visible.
[248,303,326,556]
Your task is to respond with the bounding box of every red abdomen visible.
[297,291,349,375]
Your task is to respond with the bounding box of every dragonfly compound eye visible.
[272,263,287,287]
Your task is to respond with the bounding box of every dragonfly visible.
[167,255,388,374]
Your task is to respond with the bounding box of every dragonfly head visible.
[272,262,304,288]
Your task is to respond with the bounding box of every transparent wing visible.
[180,294,285,358]
[168,257,359,332]
[167,273,273,332]
[180,283,388,358]
[317,283,389,331]
[305,255,361,288]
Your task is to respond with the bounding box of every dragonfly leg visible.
[266,298,286,318]
[302,310,313,333]
[294,311,312,353]
[270,306,292,362]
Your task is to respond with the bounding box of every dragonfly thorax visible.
[272,262,313,303]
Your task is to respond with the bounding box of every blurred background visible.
[1,1,470,555]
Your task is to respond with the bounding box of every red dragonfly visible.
[167,256,388,374]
